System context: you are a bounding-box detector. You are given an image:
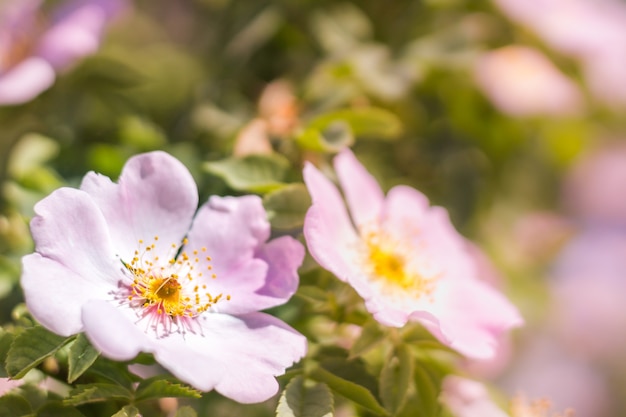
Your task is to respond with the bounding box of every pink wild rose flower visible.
[0,0,127,105]
[303,149,522,359]
[21,151,307,403]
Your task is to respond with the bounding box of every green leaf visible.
[204,154,290,193]
[379,344,413,415]
[349,321,386,359]
[6,326,74,379]
[276,376,334,417]
[174,406,198,417]
[134,378,201,402]
[309,367,388,416]
[67,334,100,383]
[263,184,311,230]
[297,108,402,152]
[35,402,85,417]
[0,328,15,378]
[295,285,329,304]
[88,357,137,389]
[111,405,141,417]
[0,395,32,417]
[64,384,133,406]
[412,363,440,417]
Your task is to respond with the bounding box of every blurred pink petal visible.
[551,230,626,361]
[494,0,626,108]
[474,46,583,117]
[563,141,626,226]
[0,0,128,105]
[0,57,55,105]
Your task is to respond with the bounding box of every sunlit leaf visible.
[276,376,334,417]
[309,367,388,416]
[67,333,100,383]
[263,183,311,230]
[6,326,74,379]
[379,344,413,415]
[64,384,132,406]
[134,378,201,402]
[204,154,290,193]
[111,405,141,417]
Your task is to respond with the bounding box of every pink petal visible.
[22,254,113,336]
[186,195,270,274]
[28,187,120,284]
[303,162,361,283]
[204,234,304,315]
[334,149,385,229]
[82,300,154,360]
[426,280,524,359]
[251,235,304,308]
[80,151,199,262]
[0,57,55,105]
[153,312,307,403]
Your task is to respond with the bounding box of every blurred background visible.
[2,0,626,416]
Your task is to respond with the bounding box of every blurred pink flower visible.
[0,0,127,105]
[474,46,583,117]
[494,0,626,108]
[21,151,307,403]
[441,376,509,417]
[303,149,522,359]
[502,336,611,417]
[563,142,626,226]
[551,230,626,362]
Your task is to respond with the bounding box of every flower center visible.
[362,230,437,298]
[510,396,574,417]
[122,236,230,320]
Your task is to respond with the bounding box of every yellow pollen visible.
[124,237,228,319]
[363,231,435,298]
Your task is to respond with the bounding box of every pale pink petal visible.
[185,196,303,314]
[334,149,385,229]
[0,57,55,105]
[80,151,198,262]
[28,187,120,284]
[82,300,154,360]
[426,280,523,359]
[303,162,361,283]
[202,235,303,315]
[22,254,113,336]
[153,312,307,403]
[186,195,270,274]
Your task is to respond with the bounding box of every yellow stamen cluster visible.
[125,236,229,318]
[362,230,436,299]
[510,396,575,417]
